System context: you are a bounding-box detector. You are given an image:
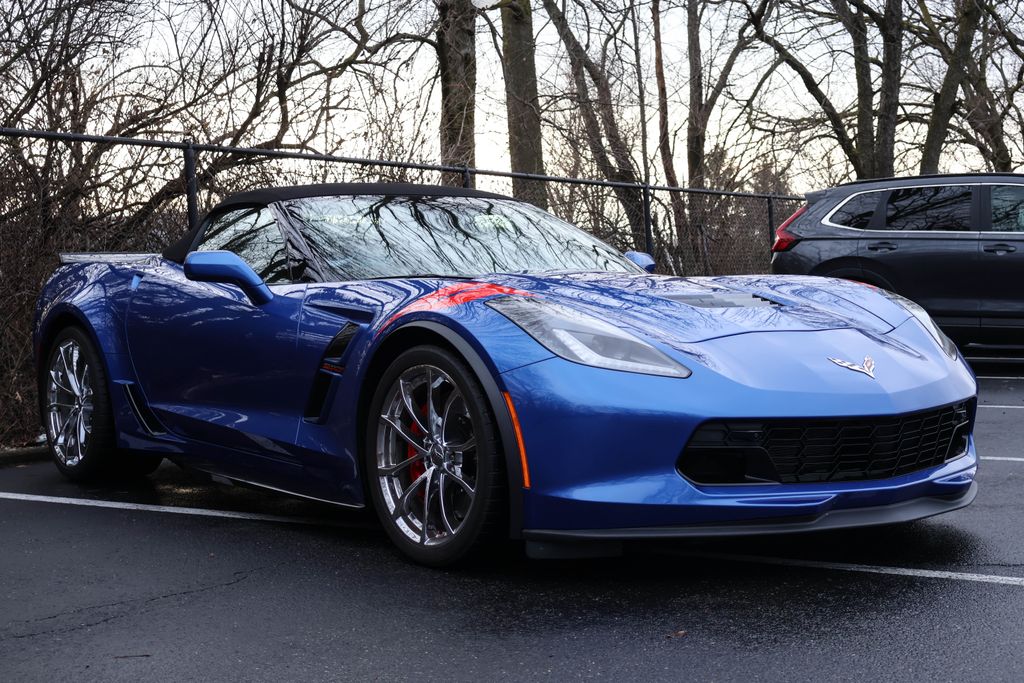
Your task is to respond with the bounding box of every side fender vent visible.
[322,322,359,362]
[304,323,359,423]
[122,382,166,435]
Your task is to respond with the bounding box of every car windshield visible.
[276,194,640,280]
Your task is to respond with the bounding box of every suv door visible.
[978,184,1024,342]
[856,184,980,340]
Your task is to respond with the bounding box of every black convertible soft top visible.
[162,182,512,263]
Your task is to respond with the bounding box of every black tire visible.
[365,345,506,566]
[41,327,162,481]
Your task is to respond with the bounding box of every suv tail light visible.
[772,205,807,252]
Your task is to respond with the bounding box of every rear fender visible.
[35,263,146,446]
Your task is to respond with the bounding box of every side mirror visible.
[624,250,656,273]
[184,251,274,305]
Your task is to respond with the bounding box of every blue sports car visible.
[33,183,978,565]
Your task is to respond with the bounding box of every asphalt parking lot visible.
[2,373,1024,681]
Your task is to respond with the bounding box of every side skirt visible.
[173,461,366,510]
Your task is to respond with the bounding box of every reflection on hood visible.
[469,272,910,347]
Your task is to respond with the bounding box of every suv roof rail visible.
[836,171,1024,188]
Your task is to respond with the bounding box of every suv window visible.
[990,185,1024,232]
[883,185,973,231]
[196,207,291,283]
[830,191,883,229]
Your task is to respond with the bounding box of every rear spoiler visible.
[804,189,827,205]
[59,253,157,265]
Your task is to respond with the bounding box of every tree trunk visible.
[918,0,982,174]
[685,0,718,273]
[686,0,706,189]
[651,0,688,258]
[437,0,477,186]
[501,0,547,209]
[873,0,903,177]
[831,0,876,177]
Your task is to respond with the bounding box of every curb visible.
[0,446,49,467]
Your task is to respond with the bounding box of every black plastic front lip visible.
[521,482,977,541]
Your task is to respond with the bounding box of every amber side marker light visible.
[502,391,531,489]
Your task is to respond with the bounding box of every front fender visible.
[366,298,557,538]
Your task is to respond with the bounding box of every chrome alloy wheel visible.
[376,364,478,546]
[46,339,93,467]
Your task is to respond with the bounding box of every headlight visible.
[881,290,958,359]
[486,296,691,378]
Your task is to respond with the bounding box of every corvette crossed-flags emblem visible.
[828,355,876,379]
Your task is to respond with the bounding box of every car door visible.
[125,205,310,482]
[978,184,1024,343]
[857,184,980,340]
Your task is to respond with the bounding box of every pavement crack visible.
[1,569,256,641]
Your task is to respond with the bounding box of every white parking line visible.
[686,552,1024,587]
[6,491,1024,587]
[980,456,1024,462]
[0,491,339,526]
[978,404,1024,409]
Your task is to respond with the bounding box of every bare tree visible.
[956,1,1014,171]
[687,0,754,188]
[981,1,1024,169]
[437,0,477,185]
[498,0,548,208]
[742,0,904,179]
[681,0,756,272]
[651,0,688,251]
[912,0,984,174]
[541,0,646,250]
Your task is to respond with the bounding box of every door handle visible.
[866,241,898,252]
[984,243,1017,255]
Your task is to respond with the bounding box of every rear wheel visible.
[365,345,505,566]
[43,327,161,481]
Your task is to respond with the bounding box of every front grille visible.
[679,400,973,485]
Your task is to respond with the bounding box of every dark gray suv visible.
[771,174,1024,348]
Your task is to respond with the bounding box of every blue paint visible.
[34,244,978,537]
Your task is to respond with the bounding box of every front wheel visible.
[365,345,506,566]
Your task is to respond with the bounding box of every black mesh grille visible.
[680,400,974,484]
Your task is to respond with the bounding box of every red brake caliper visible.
[407,409,426,487]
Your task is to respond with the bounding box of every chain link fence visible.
[0,129,801,448]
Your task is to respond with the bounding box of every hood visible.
[475,272,910,346]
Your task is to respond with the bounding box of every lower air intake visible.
[679,400,974,485]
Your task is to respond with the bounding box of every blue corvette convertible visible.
[33,183,978,564]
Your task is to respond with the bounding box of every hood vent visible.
[660,292,779,308]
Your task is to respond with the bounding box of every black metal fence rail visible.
[0,127,802,254]
[0,126,803,449]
